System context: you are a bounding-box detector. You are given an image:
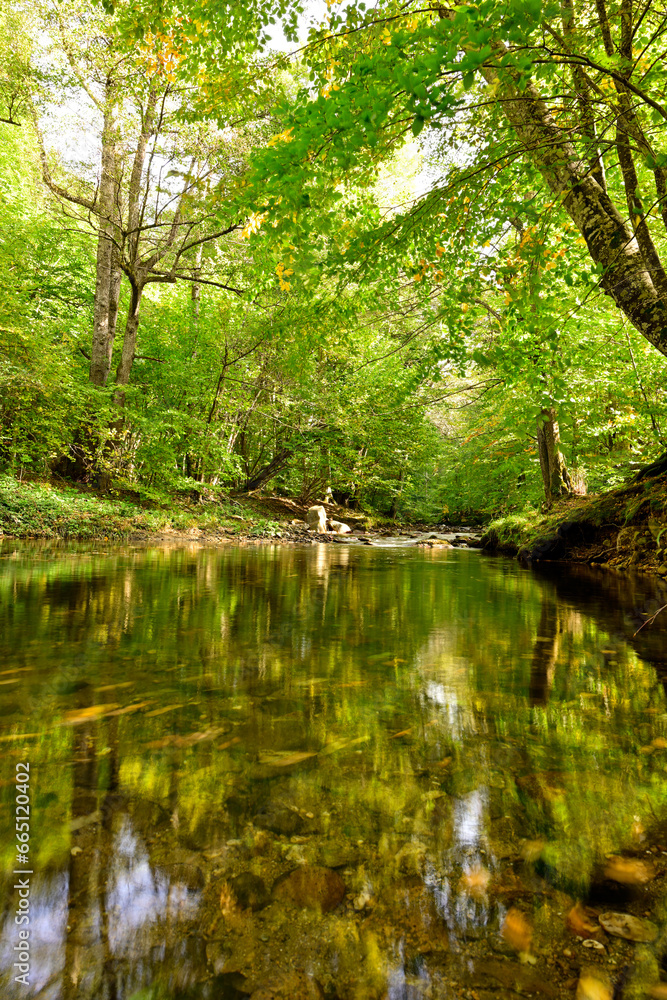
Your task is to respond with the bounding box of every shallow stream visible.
[1,541,667,999]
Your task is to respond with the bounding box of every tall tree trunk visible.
[89,85,119,386]
[536,407,573,502]
[109,90,158,407]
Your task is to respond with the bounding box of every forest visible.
[5,6,667,1000]
[1,0,667,535]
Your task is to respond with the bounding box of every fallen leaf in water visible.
[576,974,612,1000]
[567,902,603,940]
[501,907,533,953]
[320,736,369,755]
[460,865,491,897]
[258,750,317,767]
[599,911,658,942]
[106,701,152,717]
[145,727,227,749]
[603,856,655,885]
[218,737,241,751]
[62,703,119,725]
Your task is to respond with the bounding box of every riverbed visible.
[1,541,667,999]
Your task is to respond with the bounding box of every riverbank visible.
[0,475,478,547]
[482,474,667,577]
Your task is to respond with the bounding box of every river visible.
[1,541,666,999]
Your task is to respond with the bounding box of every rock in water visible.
[328,519,351,534]
[250,971,325,999]
[253,803,304,837]
[229,872,269,911]
[598,911,658,942]
[272,865,346,912]
[306,506,327,532]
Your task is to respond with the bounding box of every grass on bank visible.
[0,475,258,539]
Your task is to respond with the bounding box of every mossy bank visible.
[482,475,667,577]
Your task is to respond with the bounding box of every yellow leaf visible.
[258,750,317,766]
[62,703,119,725]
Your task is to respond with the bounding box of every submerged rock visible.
[254,804,304,837]
[363,877,449,957]
[250,970,325,999]
[464,959,557,997]
[229,872,270,911]
[598,910,658,941]
[272,865,346,912]
[205,940,233,975]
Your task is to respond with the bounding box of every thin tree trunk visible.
[107,245,122,362]
[536,407,573,501]
[89,88,119,386]
[191,245,202,328]
[114,281,144,407]
[389,468,404,519]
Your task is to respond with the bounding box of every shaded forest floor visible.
[482,475,667,578]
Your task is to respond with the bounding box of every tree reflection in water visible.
[0,542,666,998]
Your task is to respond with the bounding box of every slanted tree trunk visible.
[237,447,294,493]
[451,21,667,359]
[536,407,573,502]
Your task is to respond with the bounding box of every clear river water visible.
[1,540,667,1000]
